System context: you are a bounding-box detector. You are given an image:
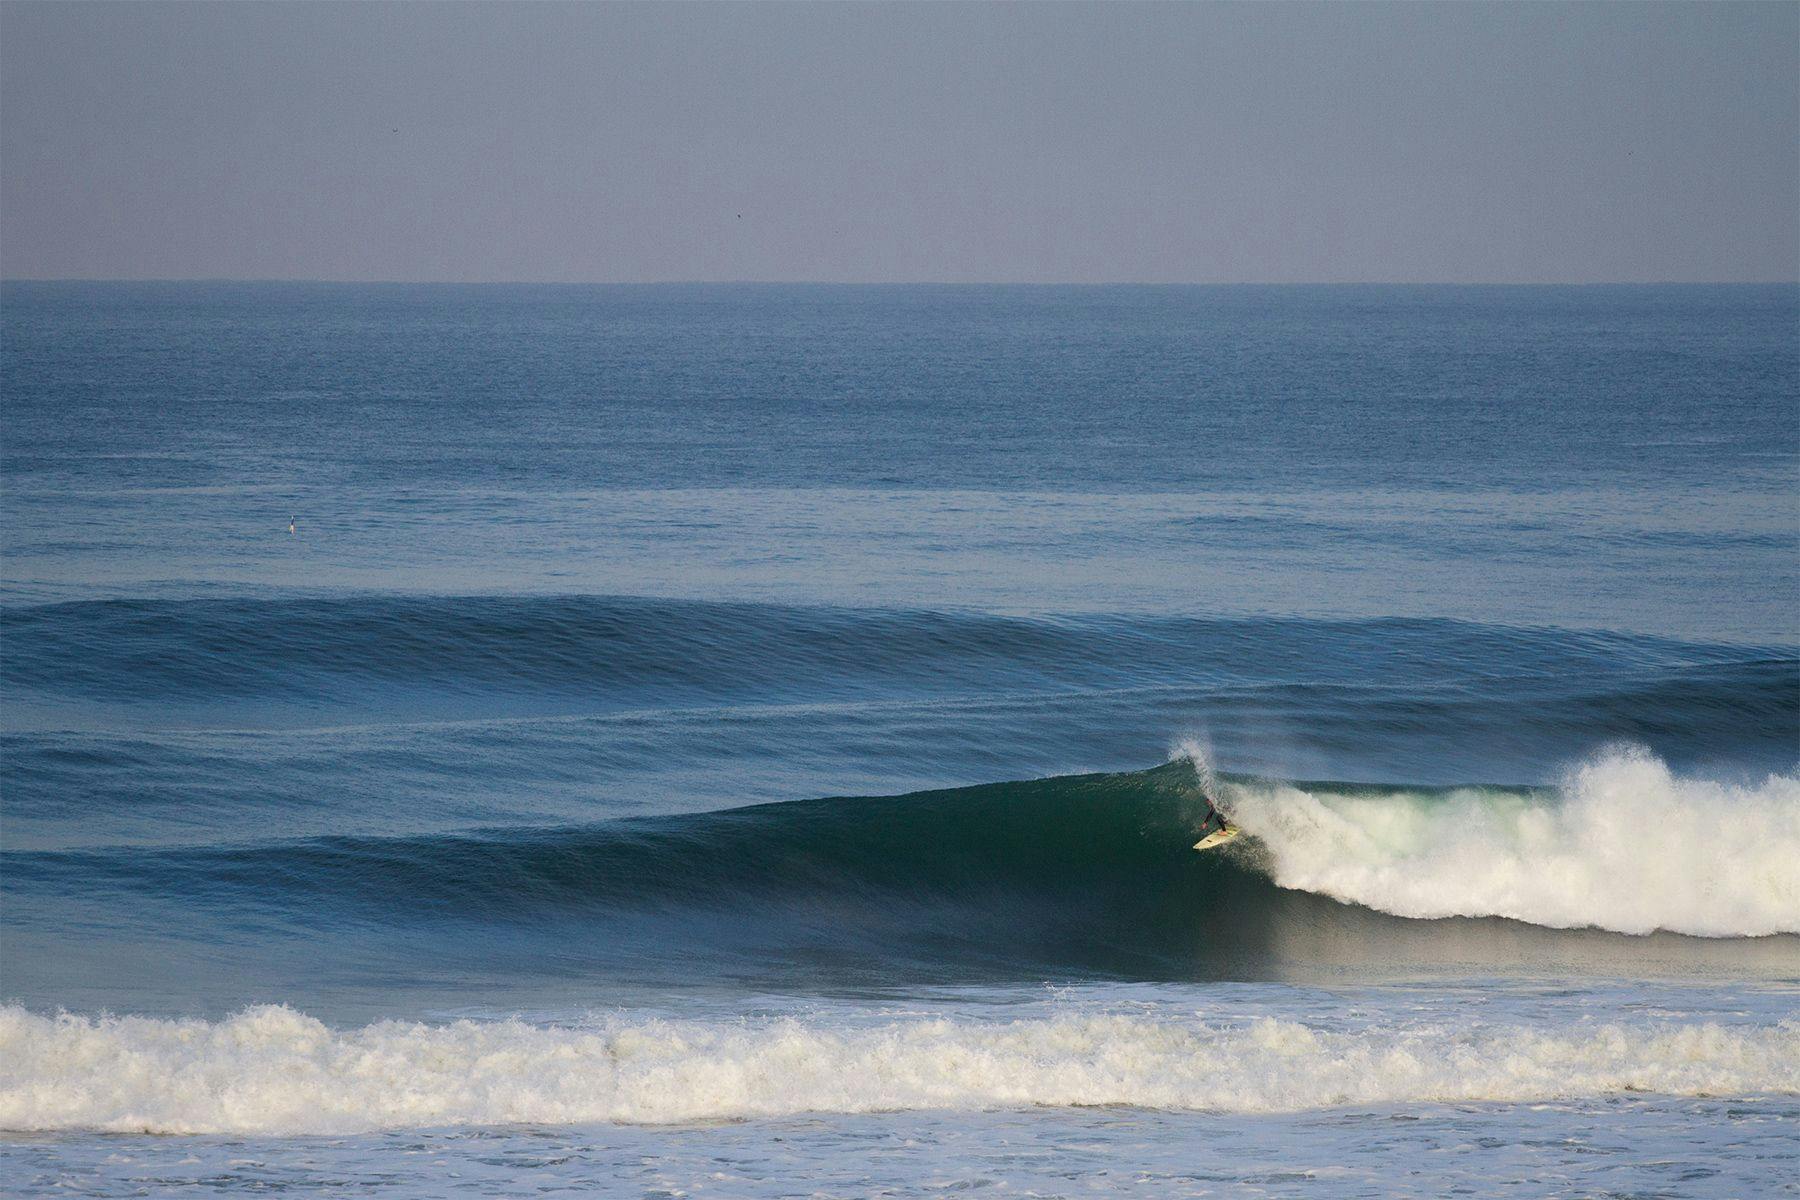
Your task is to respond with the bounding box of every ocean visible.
[2,282,1796,1197]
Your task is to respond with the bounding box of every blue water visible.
[2,283,1796,1197]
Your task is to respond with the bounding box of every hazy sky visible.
[2,1,1795,283]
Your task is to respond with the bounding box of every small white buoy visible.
[289,516,296,535]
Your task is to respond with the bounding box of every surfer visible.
[1192,784,1238,851]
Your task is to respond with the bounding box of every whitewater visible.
[1203,746,1800,937]
[4,1004,1797,1135]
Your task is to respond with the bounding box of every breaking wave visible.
[6,749,1795,999]
[1204,745,1800,937]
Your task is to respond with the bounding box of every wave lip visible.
[1213,746,1800,937]
[3,1005,1796,1135]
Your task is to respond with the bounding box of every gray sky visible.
[2,1,1795,283]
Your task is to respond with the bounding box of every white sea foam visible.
[1,1005,1795,1135]
[1189,744,1800,937]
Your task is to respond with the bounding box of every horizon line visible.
[3,276,1797,288]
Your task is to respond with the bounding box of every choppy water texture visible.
[2,283,1797,1197]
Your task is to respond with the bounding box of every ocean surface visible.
[2,282,1796,1197]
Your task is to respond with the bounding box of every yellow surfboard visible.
[1192,823,1240,851]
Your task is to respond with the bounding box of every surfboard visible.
[1192,823,1240,851]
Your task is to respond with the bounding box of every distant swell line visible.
[3,594,1786,704]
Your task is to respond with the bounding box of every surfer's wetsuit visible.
[1197,792,1231,837]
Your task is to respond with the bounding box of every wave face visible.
[4,1004,1795,1135]
[2,762,1270,988]
[1208,747,1800,938]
